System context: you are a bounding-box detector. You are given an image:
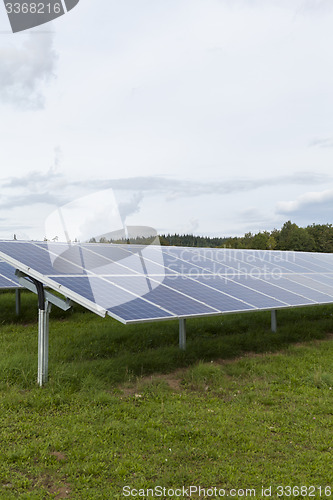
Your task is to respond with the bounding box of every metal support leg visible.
[179,318,186,350]
[271,310,277,332]
[15,289,21,315]
[15,273,71,387]
[38,300,51,387]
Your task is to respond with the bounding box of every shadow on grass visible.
[0,290,332,390]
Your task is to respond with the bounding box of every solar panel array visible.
[1,240,333,323]
[0,259,21,289]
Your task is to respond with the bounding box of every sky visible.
[1,0,333,241]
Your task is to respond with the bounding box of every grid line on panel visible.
[132,246,264,310]
[157,247,294,307]
[30,242,175,318]
[261,276,333,304]
[241,249,333,276]
[0,245,107,317]
[0,277,18,287]
[0,261,20,288]
[198,247,308,276]
[17,243,179,319]
[81,244,260,312]
[78,244,147,276]
[104,275,223,315]
[180,247,333,305]
[53,275,175,322]
[293,252,333,273]
[53,273,178,319]
[2,241,333,324]
[108,275,226,314]
[55,243,261,316]
[31,241,87,275]
[279,273,333,299]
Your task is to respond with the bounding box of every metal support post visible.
[271,310,277,332]
[38,300,51,386]
[30,277,49,387]
[179,318,186,350]
[15,289,21,315]
[15,271,72,386]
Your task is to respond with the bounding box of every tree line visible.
[161,221,333,252]
[90,221,333,252]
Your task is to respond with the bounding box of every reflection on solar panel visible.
[0,259,22,316]
[1,241,333,322]
[1,240,333,385]
[0,260,21,289]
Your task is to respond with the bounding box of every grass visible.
[0,290,332,499]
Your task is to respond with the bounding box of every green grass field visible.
[0,290,332,499]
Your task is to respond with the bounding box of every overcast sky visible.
[1,0,333,241]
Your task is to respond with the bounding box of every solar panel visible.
[0,259,21,289]
[2,240,333,386]
[1,241,333,323]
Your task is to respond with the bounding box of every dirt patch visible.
[50,451,67,461]
[53,483,71,499]
[120,369,184,397]
[31,473,71,499]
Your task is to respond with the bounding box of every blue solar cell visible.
[293,253,333,272]
[79,247,139,276]
[0,242,56,275]
[284,274,333,298]
[0,276,17,288]
[46,244,87,275]
[159,275,256,312]
[221,250,310,275]
[0,261,20,288]
[262,276,333,303]
[229,275,314,306]
[104,276,218,316]
[108,297,174,322]
[2,241,333,323]
[194,275,287,309]
[80,244,172,276]
[307,274,333,286]
[53,276,95,302]
[162,247,245,276]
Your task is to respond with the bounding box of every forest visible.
[160,221,333,252]
[92,221,333,252]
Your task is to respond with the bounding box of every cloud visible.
[0,169,329,209]
[117,192,144,222]
[0,168,330,222]
[297,0,333,11]
[276,189,333,224]
[84,171,330,199]
[0,32,57,109]
[309,137,333,148]
[237,207,265,222]
[3,167,62,190]
[277,189,333,213]
[54,145,63,167]
[0,192,61,210]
